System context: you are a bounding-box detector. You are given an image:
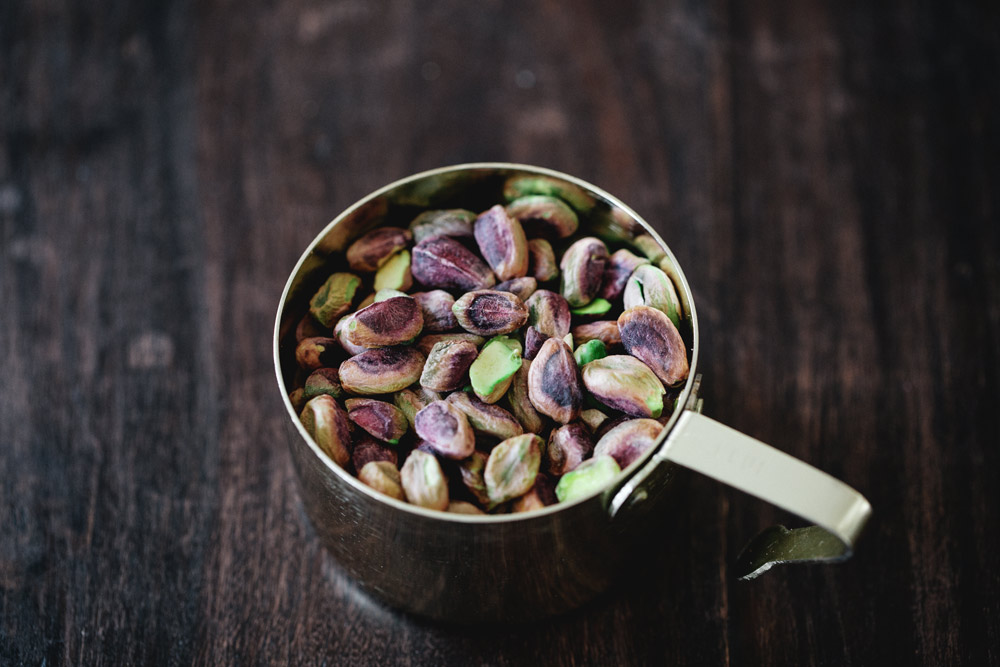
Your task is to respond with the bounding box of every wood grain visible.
[2,0,997,664]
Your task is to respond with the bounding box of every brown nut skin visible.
[527,238,559,282]
[358,461,406,501]
[505,195,580,239]
[579,408,610,433]
[599,249,650,301]
[473,204,529,282]
[393,387,440,428]
[345,296,424,348]
[448,500,485,514]
[593,418,664,469]
[546,422,594,476]
[571,320,621,348]
[560,237,609,307]
[299,395,352,468]
[512,473,557,512]
[452,290,529,337]
[296,312,327,343]
[345,398,409,444]
[414,400,476,460]
[523,326,549,360]
[288,388,306,413]
[352,434,399,472]
[400,449,449,510]
[415,332,485,357]
[581,355,666,418]
[484,434,544,506]
[528,338,583,424]
[295,337,342,371]
[446,391,524,441]
[525,289,571,338]
[303,367,343,400]
[411,290,458,333]
[506,359,546,434]
[420,341,478,392]
[346,227,412,273]
[334,316,368,356]
[494,276,538,302]
[618,306,690,386]
[409,209,476,243]
[458,450,491,506]
[339,346,426,395]
[412,236,496,291]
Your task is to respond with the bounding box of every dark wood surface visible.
[2,1,998,664]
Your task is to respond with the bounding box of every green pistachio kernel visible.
[468,335,523,404]
[570,298,612,317]
[573,339,607,366]
[554,455,621,503]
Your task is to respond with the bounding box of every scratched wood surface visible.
[2,0,997,664]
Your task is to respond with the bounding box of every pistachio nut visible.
[373,250,413,292]
[473,204,530,282]
[309,272,361,328]
[523,326,549,361]
[288,388,306,413]
[400,449,449,510]
[594,414,631,441]
[411,290,458,333]
[581,354,665,418]
[494,276,538,302]
[414,400,476,459]
[570,320,621,348]
[303,367,343,400]
[617,306,689,386]
[631,233,666,263]
[559,237,609,307]
[352,434,399,472]
[415,332,485,357]
[484,434,543,506]
[457,451,491,506]
[598,248,649,301]
[593,418,664,469]
[339,346,425,395]
[527,238,559,282]
[527,337,583,424]
[504,195,580,240]
[334,315,368,356]
[346,226,412,273]
[468,335,523,404]
[545,422,594,476]
[345,295,424,348]
[446,391,524,441]
[296,313,328,344]
[579,408,609,433]
[420,340,479,392]
[506,358,546,434]
[299,395,352,468]
[502,174,596,214]
[573,339,607,367]
[374,288,409,302]
[452,289,529,337]
[358,461,406,501]
[525,289,571,338]
[411,236,496,291]
[589,205,644,243]
[295,336,341,371]
[355,292,376,310]
[512,473,557,513]
[345,398,409,444]
[570,298,612,317]
[409,208,476,243]
[622,264,682,328]
[447,500,485,515]
[392,386,440,428]
[554,455,621,503]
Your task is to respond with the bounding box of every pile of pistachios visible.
[287,174,690,515]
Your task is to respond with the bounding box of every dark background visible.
[2,0,997,664]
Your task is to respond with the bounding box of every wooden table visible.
[2,1,997,664]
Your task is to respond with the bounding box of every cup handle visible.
[611,410,872,579]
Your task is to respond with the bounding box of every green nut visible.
[588,205,643,244]
[393,387,440,428]
[474,204,529,282]
[295,336,342,371]
[622,264,682,328]
[446,391,524,441]
[345,398,409,444]
[468,335,523,404]
[573,339,607,367]
[299,395,352,468]
[570,298,612,317]
[598,248,649,301]
[631,233,666,263]
[345,296,424,348]
[373,250,413,292]
[358,461,406,501]
[420,340,479,392]
[554,455,621,503]
[458,451,491,506]
[400,449,449,510]
[525,289,571,339]
[502,174,596,214]
[484,434,543,506]
[415,332,485,356]
[581,355,665,418]
[494,276,538,302]
[570,320,621,348]
[412,290,458,333]
[414,400,475,459]
[527,238,559,282]
[303,367,343,400]
[309,272,361,328]
[527,337,583,424]
[409,209,476,243]
[339,346,425,395]
[618,306,689,386]
[546,422,594,476]
[593,418,664,469]
[506,358,546,434]
[453,290,529,336]
[346,226,412,273]
[560,237,609,307]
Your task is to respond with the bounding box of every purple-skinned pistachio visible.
[411,236,496,291]
[593,418,664,469]
[409,209,476,243]
[560,237,609,307]
[505,195,580,239]
[581,355,665,418]
[415,332,485,357]
[527,238,559,282]
[502,174,596,214]
[599,248,649,301]
[309,272,362,327]
[545,422,594,476]
[303,367,343,400]
[473,205,529,282]
[622,264,682,328]
[554,455,621,503]
[358,461,406,501]
[525,290,571,339]
[411,290,458,333]
[571,320,621,348]
[494,276,538,302]
[346,226,412,273]
[506,358,546,434]
[400,449,449,510]
[618,306,689,386]
[453,289,529,337]
[295,336,342,371]
[523,326,549,360]
[393,386,440,428]
[458,451,491,506]
[512,473,557,512]
[446,391,524,441]
[345,398,409,444]
[299,395,352,468]
[484,434,543,506]
[527,337,583,424]
[339,346,425,395]
[345,296,424,348]
[352,434,399,472]
[420,340,479,392]
[414,400,476,459]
